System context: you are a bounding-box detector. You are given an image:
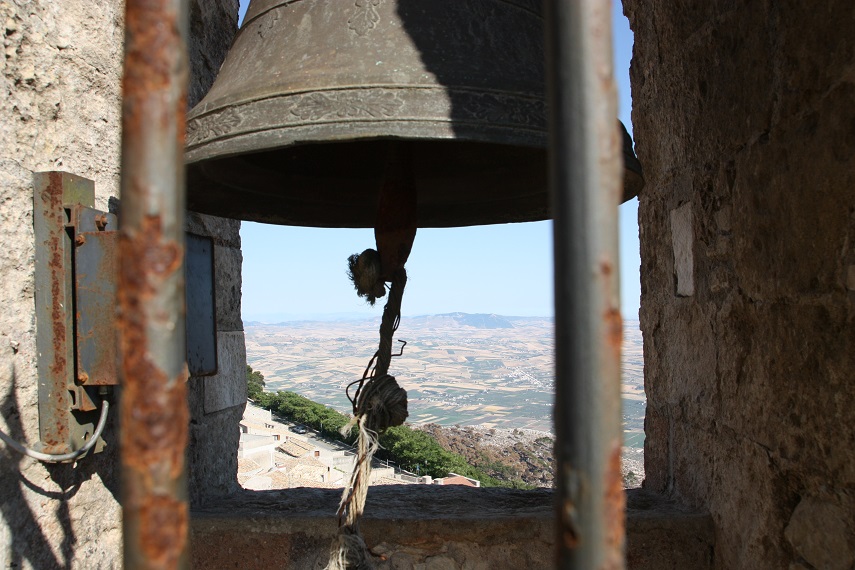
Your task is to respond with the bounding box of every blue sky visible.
[236,1,640,322]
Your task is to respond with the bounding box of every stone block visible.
[425,555,457,570]
[730,98,854,302]
[642,405,670,493]
[784,497,854,570]
[190,488,714,569]
[0,161,37,344]
[187,399,243,505]
[772,2,855,123]
[670,202,694,297]
[215,245,243,332]
[387,552,417,570]
[203,331,247,415]
[188,0,240,107]
[185,211,241,249]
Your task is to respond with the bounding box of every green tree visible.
[246,364,266,401]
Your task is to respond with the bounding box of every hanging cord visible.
[345,267,407,413]
[0,398,109,463]
[327,269,409,570]
[331,141,416,569]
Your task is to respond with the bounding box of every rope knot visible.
[347,249,386,305]
[356,374,408,433]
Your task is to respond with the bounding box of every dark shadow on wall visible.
[0,364,120,568]
[394,0,549,226]
[395,0,546,135]
[188,0,241,108]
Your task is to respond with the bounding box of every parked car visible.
[291,425,308,434]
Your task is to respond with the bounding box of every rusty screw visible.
[77,372,89,385]
[95,214,109,231]
[75,234,86,246]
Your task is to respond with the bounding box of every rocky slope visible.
[417,424,644,488]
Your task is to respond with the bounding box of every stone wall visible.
[0,0,239,567]
[191,488,715,570]
[625,1,855,568]
[185,0,245,508]
[185,212,245,505]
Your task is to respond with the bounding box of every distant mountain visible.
[409,312,515,329]
[243,312,555,329]
[242,311,376,324]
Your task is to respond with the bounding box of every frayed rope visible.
[347,249,385,306]
[326,269,409,570]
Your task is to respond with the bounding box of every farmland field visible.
[245,314,646,447]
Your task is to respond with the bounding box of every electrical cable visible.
[0,399,110,463]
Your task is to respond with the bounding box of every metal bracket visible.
[33,172,219,455]
[34,172,115,455]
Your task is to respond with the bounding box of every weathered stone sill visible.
[190,487,714,569]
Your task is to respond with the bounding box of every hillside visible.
[418,424,645,488]
[419,424,555,487]
[244,313,646,487]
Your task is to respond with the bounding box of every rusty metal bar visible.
[545,0,625,568]
[33,172,94,454]
[118,0,190,568]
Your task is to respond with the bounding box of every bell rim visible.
[186,85,549,166]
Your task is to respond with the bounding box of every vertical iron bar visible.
[545,0,625,568]
[118,0,190,568]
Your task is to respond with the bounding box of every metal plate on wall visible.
[75,229,118,386]
[186,233,217,376]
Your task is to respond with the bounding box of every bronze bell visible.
[185,0,644,228]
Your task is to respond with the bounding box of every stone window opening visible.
[5,0,851,568]
[194,208,697,570]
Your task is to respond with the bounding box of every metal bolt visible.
[95,214,109,230]
[77,372,89,385]
[75,234,86,246]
